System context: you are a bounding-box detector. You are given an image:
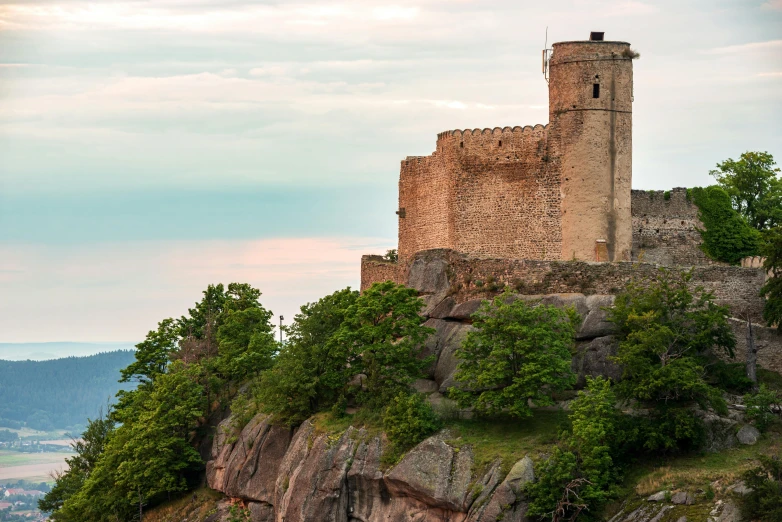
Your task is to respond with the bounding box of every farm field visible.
[0,450,72,482]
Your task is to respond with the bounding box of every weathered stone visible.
[408,257,450,297]
[736,425,760,445]
[573,335,622,387]
[413,378,440,394]
[699,412,738,452]
[347,373,367,390]
[464,460,503,522]
[540,293,589,318]
[247,501,274,522]
[432,322,475,392]
[429,296,456,319]
[713,500,741,522]
[385,434,474,511]
[578,295,616,340]
[504,456,535,495]
[726,481,753,496]
[675,517,687,522]
[671,491,694,505]
[646,491,666,502]
[449,299,484,321]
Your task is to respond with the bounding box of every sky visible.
[0,0,781,346]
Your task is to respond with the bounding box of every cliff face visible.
[206,415,533,522]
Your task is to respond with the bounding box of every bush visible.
[451,292,577,418]
[382,393,441,453]
[744,384,780,432]
[740,455,782,522]
[709,361,754,394]
[690,186,763,264]
[526,377,619,521]
[609,269,733,436]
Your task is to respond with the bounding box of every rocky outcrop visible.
[207,418,533,522]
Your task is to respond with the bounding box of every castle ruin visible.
[396,34,633,264]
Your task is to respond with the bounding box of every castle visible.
[362,32,729,275]
[397,33,633,264]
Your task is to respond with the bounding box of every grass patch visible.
[310,409,383,438]
[620,427,781,499]
[445,409,566,477]
[144,486,224,522]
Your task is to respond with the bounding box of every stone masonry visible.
[396,34,634,263]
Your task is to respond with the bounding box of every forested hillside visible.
[0,351,136,431]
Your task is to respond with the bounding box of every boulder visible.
[670,491,694,505]
[572,335,622,386]
[248,502,274,522]
[385,434,474,511]
[700,412,738,452]
[646,491,666,502]
[540,293,589,318]
[449,299,484,321]
[429,296,456,319]
[466,457,533,522]
[433,323,475,392]
[578,295,616,340]
[408,257,451,297]
[413,378,440,394]
[736,425,760,445]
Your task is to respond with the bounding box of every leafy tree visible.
[39,412,115,517]
[120,318,178,384]
[690,186,762,264]
[526,377,619,521]
[335,281,434,408]
[451,293,577,418]
[760,227,782,327]
[177,283,227,339]
[744,384,780,432]
[382,392,442,453]
[608,269,735,451]
[739,455,782,522]
[710,151,782,231]
[216,306,277,381]
[257,288,359,424]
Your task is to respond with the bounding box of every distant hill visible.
[0,350,137,432]
[0,342,137,361]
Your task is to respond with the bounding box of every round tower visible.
[548,34,633,262]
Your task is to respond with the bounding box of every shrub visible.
[451,292,577,418]
[690,186,763,264]
[709,361,754,394]
[740,455,782,522]
[744,384,780,432]
[382,393,441,453]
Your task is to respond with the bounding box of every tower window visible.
[593,84,600,98]
[498,140,502,147]
[460,142,464,148]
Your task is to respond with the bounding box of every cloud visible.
[702,39,782,54]
[0,237,393,342]
[761,0,782,10]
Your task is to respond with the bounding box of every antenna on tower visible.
[542,27,552,84]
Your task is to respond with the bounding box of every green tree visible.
[761,227,782,327]
[451,294,577,418]
[335,281,434,408]
[526,377,619,521]
[608,269,735,450]
[39,412,115,518]
[216,306,277,381]
[710,151,782,231]
[690,186,762,264]
[739,455,782,522]
[382,392,442,453]
[120,318,178,384]
[744,384,780,432]
[257,288,359,424]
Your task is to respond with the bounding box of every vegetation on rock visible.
[451,293,578,418]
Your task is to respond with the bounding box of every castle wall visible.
[398,125,562,262]
[397,154,455,260]
[447,125,561,260]
[549,41,633,262]
[631,188,721,266]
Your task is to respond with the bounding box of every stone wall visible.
[361,248,768,324]
[398,125,562,262]
[631,188,720,266]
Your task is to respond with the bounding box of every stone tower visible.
[548,33,633,262]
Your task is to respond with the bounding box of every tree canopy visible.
[451,293,578,418]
